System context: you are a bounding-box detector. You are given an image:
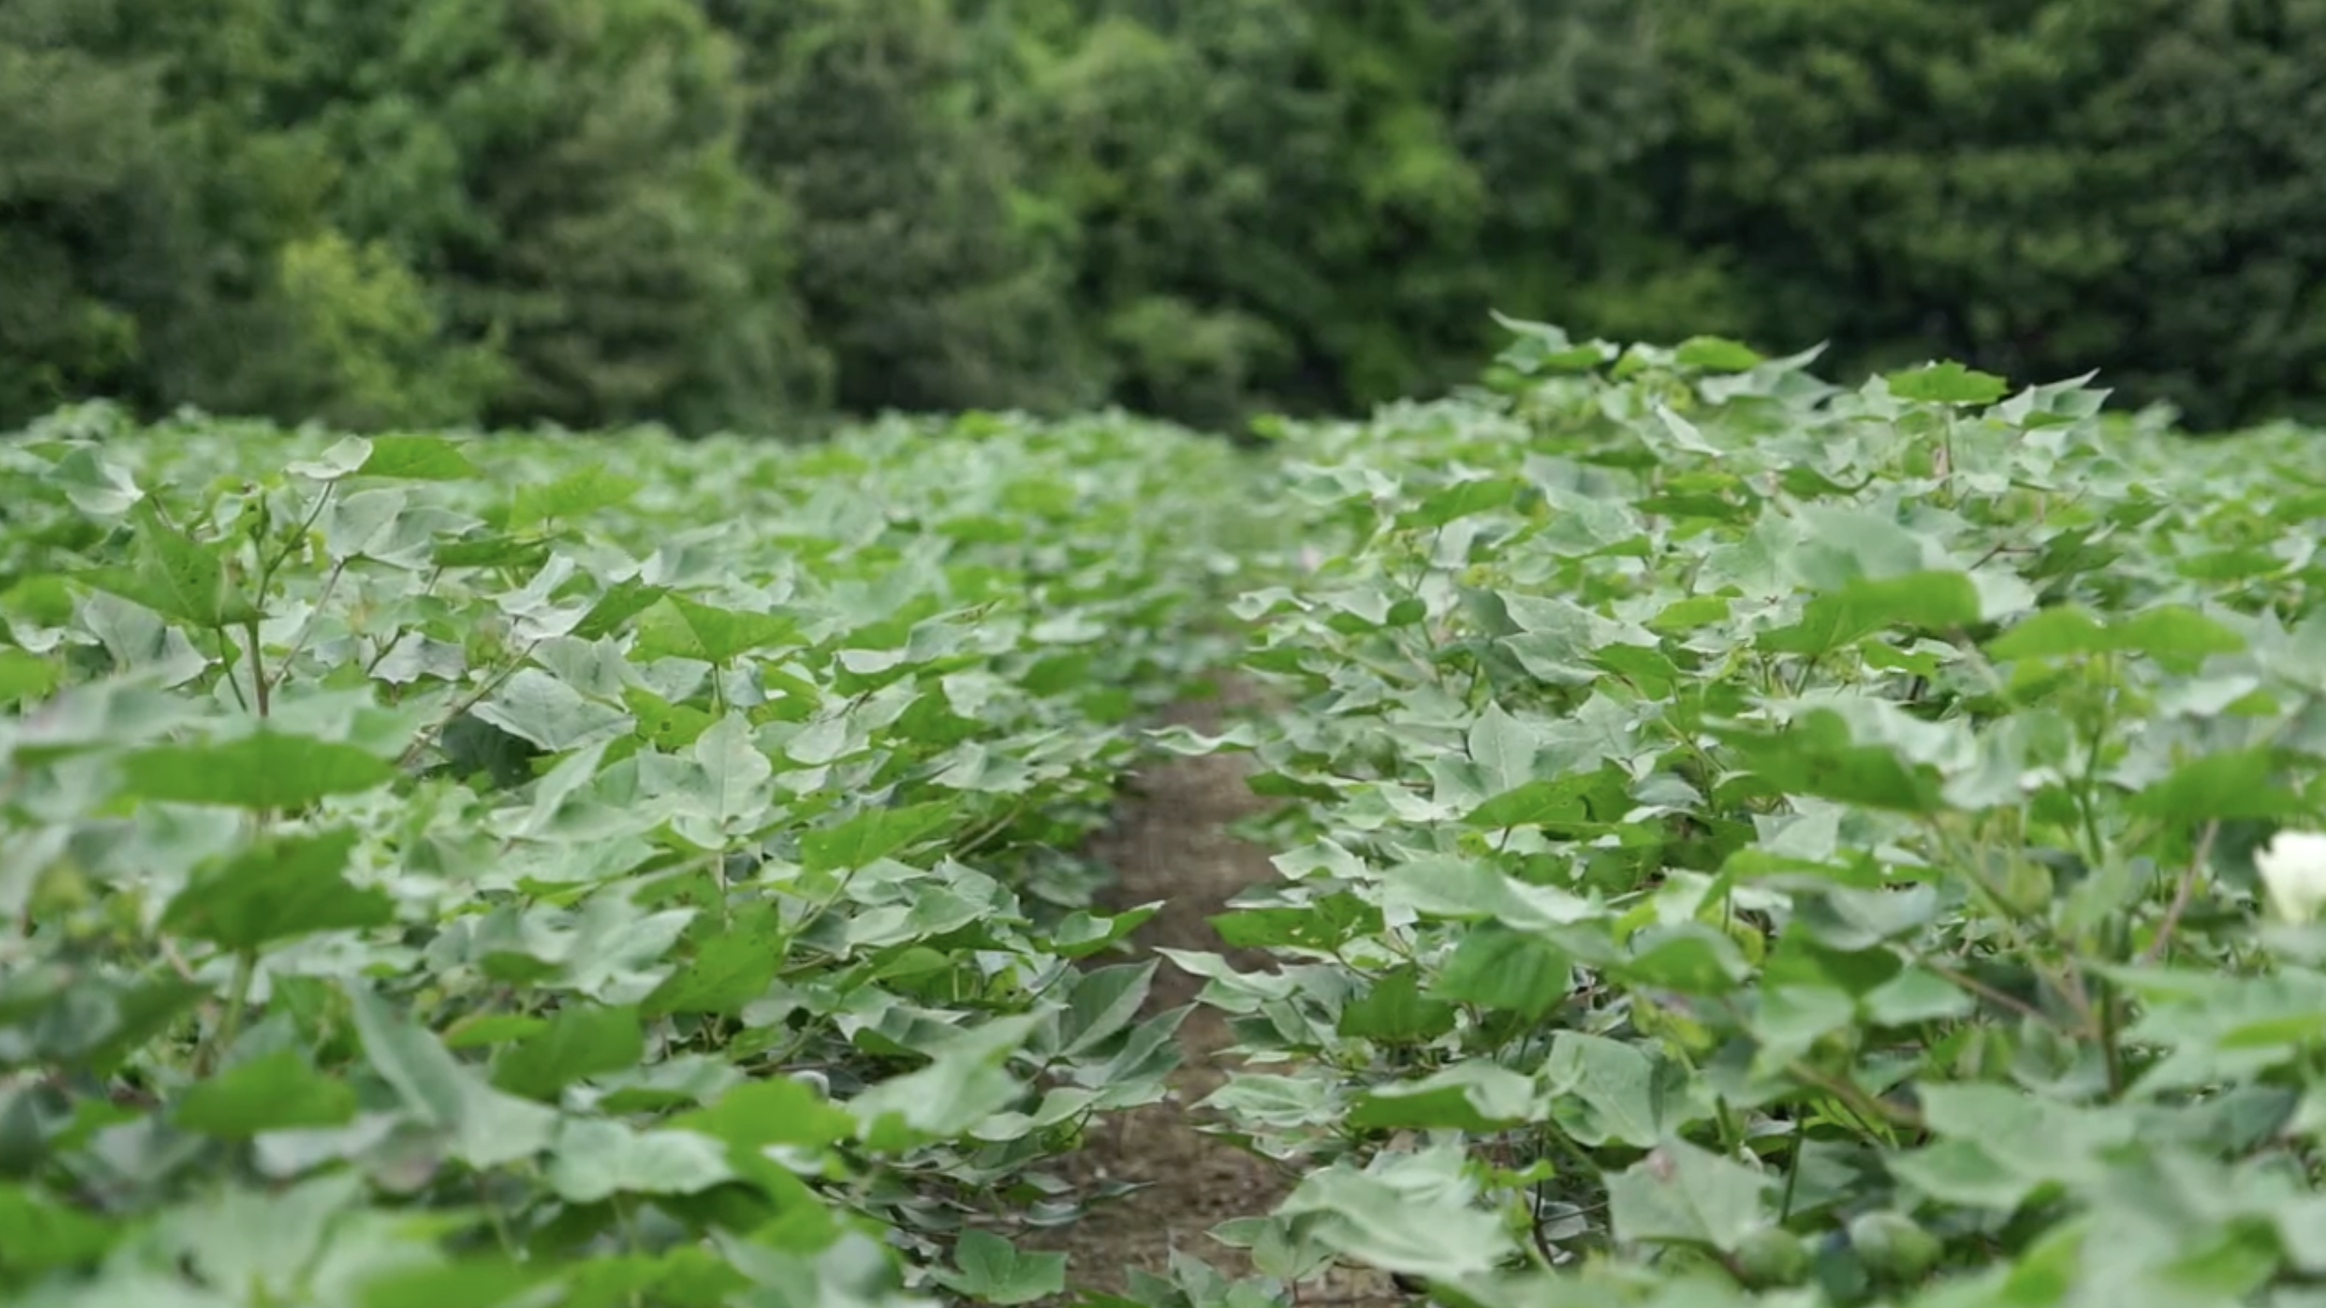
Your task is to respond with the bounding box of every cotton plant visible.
[0,409,1284,1308]
[1164,324,2326,1308]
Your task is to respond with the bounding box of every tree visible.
[0,34,171,425]
[270,0,828,433]
[706,0,1096,417]
[1008,1,1679,426]
[0,0,507,431]
[1644,0,2326,427]
[1418,0,1746,349]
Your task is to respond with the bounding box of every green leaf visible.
[685,712,774,834]
[443,1015,546,1049]
[344,983,557,1169]
[1210,897,1381,952]
[2115,605,2248,664]
[1275,1157,1518,1282]
[1429,924,1571,1020]
[1607,1139,1774,1253]
[1464,774,1598,830]
[491,1004,645,1101]
[1988,603,2246,667]
[633,595,797,664]
[798,801,956,874]
[573,579,670,641]
[358,435,481,481]
[937,1229,1067,1306]
[555,1249,749,1308]
[77,500,266,627]
[1337,966,1458,1043]
[1675,336,1765,372]
[1382,854,1599,931]
[1748,984,1858,1068]
[671,1077,856,1154]
[1050,903,1163,958]
[1649,596,1732,633]
[1885,361,2008,405]
[433,532,550,570]
[356,1259,549,1308]
[1398,477,1524,529]
[1348,1062,1540,1132]
[643,907,783,1017]
[158,828,394,951]
[0,1183,121,1275]
[46,443,143,515]
[119,731,397,810]
[1760,572,1982,655]
[286,437,375,480]
[1544,1032,1678,1148]
[624,686,715,751]
[1619,924,1752,994]
[0,648,58,704]
[1785,508,1947,592]
[848,1015,1040,1149]
[1467,702,1545,798]
[174,1049,357,1136]
[1986,605,2114,660]
[511,464,642,528]
[1889,1086,2136,1210]
[1717,708,1947,813]
[1863,968,1975,1027]
[471,668,628,752]
[545,1118,736,1203]
[2130,748,2304,822]
[7,973,209,1075]
[1056,962,1156,1057]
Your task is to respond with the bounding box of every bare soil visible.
[1019,680,1402,1306]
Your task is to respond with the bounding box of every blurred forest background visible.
[6,0,2322,437]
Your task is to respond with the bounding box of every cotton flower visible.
[2257,830,2326,923]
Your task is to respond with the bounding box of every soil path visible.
[1024,681,1400,1306]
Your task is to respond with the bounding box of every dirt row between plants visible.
[1020,681,1403,1306]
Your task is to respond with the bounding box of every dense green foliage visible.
[10,316,2326,1304]
[1184,326,2326,1304]
[7,0,2326,434]
[0,400,1270,1305]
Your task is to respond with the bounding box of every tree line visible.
[7,0,2322,436]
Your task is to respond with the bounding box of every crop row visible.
[0,402,1277,1307]
[1174,324,2326,1305]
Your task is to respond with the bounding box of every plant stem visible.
[476,1174,520,1257]
[269,556,347,697]
[2142,819,2221,964]
[1912,953,2051,1026]
[216,627,252,713]
[398,641,540,769]
[1779,1115,1806,1222]
[245,619,270,718]
[201,950,258,1075]
[2095,970,2125,1098]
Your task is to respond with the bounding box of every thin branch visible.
[267,556,349,697]
[1913,953,2051,1025]
[396,641,541,771]
[1787,1060,1925,1133]
[214,627,251,713]
[2142,818,2222,964]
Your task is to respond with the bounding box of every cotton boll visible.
[2256,830,2326,923]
